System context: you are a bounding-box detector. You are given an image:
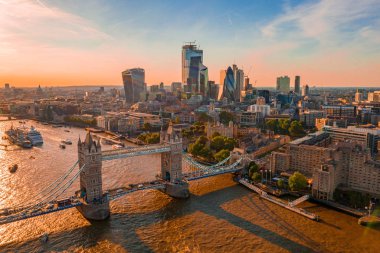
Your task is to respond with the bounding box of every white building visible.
[247,104,271,117]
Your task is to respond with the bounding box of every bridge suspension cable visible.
[6,160,79,210]
[6,164,86,215]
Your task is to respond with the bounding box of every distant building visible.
[257,90,270,104]
[208,81,219,100]
[276,76,290,93]
[355,89,363,102]
[294,76,300,94]
[247,104,271,117]
[299,110,326,127]
[4,83,10,89]
[368,91,380,102]
[302,84,309,96]
[321,105,356,118]
[122,68,145,104]
[171,82,182,92]
[150,85,160,93]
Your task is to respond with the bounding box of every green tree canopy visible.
[251,172,262,182]
[211,131,221,138]
[219,111,234,125]
[248,161,259,178]
[214,149,230,162]
[198,112,212,123]
[289,120,306,137]
[189,141,205,157]
[289,172,307,191]
[210,136,225,152]
[277,179,285,189]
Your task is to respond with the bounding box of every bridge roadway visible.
[101,144,171,161]
[0,158,243,225]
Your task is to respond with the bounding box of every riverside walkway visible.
[239,179,319,221]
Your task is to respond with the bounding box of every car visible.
[116,189,123,193]
[137,184,144,189]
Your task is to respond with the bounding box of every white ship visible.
[27,126,44,146]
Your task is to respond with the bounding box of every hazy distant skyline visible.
[1,0,380,87]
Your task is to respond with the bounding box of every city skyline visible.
[1,0,380,87]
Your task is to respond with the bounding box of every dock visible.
[239,179,319,221]
[311,198,366,217]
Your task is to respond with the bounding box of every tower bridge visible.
[0,123,244,225]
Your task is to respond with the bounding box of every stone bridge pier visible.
[159,122,189,198]
[76,133,110,220]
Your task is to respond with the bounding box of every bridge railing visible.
[102,144,171,160]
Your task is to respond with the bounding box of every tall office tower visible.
[355,89,363,102]
[4,83,10,89]
[244,77,251,90]
[233,64,244,101]
[181,42,208,95]
[208,81,219,100]
[295,76,300,94]
[199,65,209,97]
[220,66,235,101]
[122,68,145,104]
[302,84,310,96]
[276,76,290,93]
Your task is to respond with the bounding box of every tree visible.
[219,111,234,125]
[142,122,152,131]
[224,137,236,151]
[214,149,230,162]
[211,131,221,138]
[210,136,225,152]
[279,119,291,134]
[197,135,208,145]
[198,112,212,123]
[288,172,307,191]
[146,133,159,144]
[265,119,279,133]
[189,141,205,157]
[277,179,285,189]
[251,172,261,182]
[289,120,306,137]
[248,161,259,178]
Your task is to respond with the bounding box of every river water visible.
[0,119,379,253]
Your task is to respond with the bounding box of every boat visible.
[64,129,70,132]
[59,144,66,149]
[40,233,49,243]
[26,126,43,146]
[8,164,18,173]
[41,122,49,125]
[61,139,72,145]
[112,144,123,149]
[5,126,32,148]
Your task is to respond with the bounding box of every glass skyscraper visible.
[220,66,235,101]
[182,43,208,96]
[219,64,244,102]
[122,68,145,104]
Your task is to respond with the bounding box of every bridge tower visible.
[160,122,189,198]
[76,132,110,220]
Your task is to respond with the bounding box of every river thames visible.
[0,120,379,253]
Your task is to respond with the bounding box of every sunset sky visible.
[1,0,380,87]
